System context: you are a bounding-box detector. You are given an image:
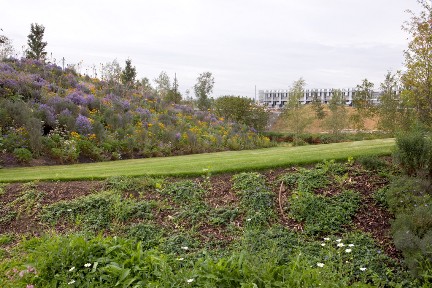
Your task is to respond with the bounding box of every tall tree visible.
[351,78,375,131]
[165,74,182,103]
[120,58,137,86]
[281,78,313,136]
[0,33,15,60]
[377,71,404,133]
[311,90,326,119]
[101,59,122,83]
[26,23,47,61]
[214,96,269,131]
[401,0,432,126]
[154,71,171,100]
[324,89,348,135]
[194,71,214,110]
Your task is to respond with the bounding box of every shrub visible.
[357,155,388,171]
[13,148,32,163]
[385,176,431,215]
[394,130,432,178]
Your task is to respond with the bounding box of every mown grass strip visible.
[0,138,395,182]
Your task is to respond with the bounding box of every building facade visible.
[258,88,382,108]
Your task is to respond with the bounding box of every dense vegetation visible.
[1,157,430,287]
[0,58,273,165]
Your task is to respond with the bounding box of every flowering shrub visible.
[0,58,275,164]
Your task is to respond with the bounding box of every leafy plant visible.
[13,148,32,163]
[288,190,360,235]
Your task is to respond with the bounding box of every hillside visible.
[0,58,273,167]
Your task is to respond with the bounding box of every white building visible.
[258,88,382,108]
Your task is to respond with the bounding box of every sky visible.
[2,0,422,99]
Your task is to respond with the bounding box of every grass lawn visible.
[0,138,395,182]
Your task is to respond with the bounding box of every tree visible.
[194,72,214,110]
[137,77,154,95]
[323,89,348,135]
[26,23,47,61]
[154,71,171,100]
[311,90,326,119]
[353,78,375,114]
[351,78,375,131]
[377,71,405,133]
[214,96,269,131]
[0,33,15,60]
[401,0,432,126]
[165,74,182,104]
[101,59,122,83]
[281,78,313,136]
[120,58,137,86]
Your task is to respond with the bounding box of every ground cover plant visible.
[0,157,430,287]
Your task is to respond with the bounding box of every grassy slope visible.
[0,138,395,182]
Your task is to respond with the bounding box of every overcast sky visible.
[2,0,421,98]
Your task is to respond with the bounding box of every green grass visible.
[0,138,395,182]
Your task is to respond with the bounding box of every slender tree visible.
[282,78,313,136]
[324,89,348,135]
[154,71,171,100]
[194,72,214,110]
[0,33,15,59]
[120,58,137,86]
[26,23,47,61]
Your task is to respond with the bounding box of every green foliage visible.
[385,174,432,279]
[126,223,163,249]
[402,0,432,126]
[120,58,136,86]
[232,172,275,227]
[194,71,214,110]
[160,180,204,203]
[13,148,32,163]
[281,167,330,193]
[378,71,407,133]
[281,78,314,136]
[357,155,388,172]
[5,183,44,219]
[26,23,47,61]
[41,190,154,231]
[385,176,431,215]
[323,89,349,135]
[394,130,432,178]
[0,234,14,246]
[214,96,270,131]
[288,190,360,235]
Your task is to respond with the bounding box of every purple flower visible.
[0,63,15,73]
[31,74,48,88]
[67,91,87,106]
[60,108,72,117]
[175,132,181,140]
[75,114,93,134]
